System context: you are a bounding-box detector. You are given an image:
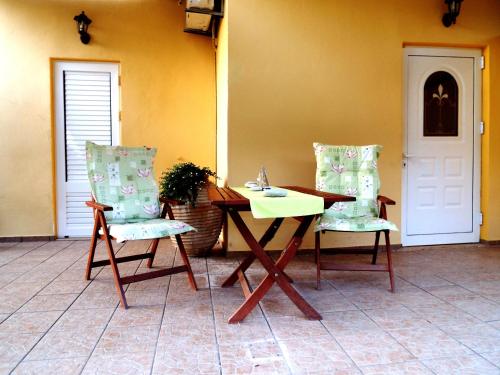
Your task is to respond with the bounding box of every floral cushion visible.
[313,143,398,233]
[86,141,160,224]
[316,213,398,232]
[314,143,381,218]
[106,218,196,243]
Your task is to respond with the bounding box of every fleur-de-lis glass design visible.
[424,71,458,137]
[432,84,449,130]
[432,84,448,104]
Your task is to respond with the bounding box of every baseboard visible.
[0,236,56,243]
[480,240,500,246]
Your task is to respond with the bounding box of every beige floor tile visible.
[363,306,432,331]
[267,316,329,340]
[154,323,219,374]
[159,319,216,343]
[163,299,214,323]
[108,305,163,327]
[0,272,23,285]
[167,286,210,303]
[26,328,103,360]
[389,325,473,359]
[322,310,381,336]
[216,317,274,343]
[0,333,42,362]
[124,289,167,307]
[278,335,358,374]
[335,331,414,367]
[481,351,500,367]
[0,362,17,375]
[422,354,500,375]
[0,310,63,334]
[126,275,170,291]
[0,293,32,314]
[12,357,87,375]
[2,282,46,299]
[402,274,455,288]
[440,323,500,353]
[18,293,79,312]
[213,297,265,322]
[38,279,90,295]
[393,290,444,308]
[153,339,220,375]
[360,361,433,374]
[409,304,481,327]
[341,290,404,310]
[83,352,154,375]
[70,291,120,309]
[425,285,476,302]
[260,295,309,318]
[1,241,500,374]
[52,308,115,331]
[0,314,9,323]
[83,279,118,294]
[448,295,500,322]
[14,270,60,284]
[219,339,289,375]
[94,324,160,355]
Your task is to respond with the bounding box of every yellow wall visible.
[0,0,215,237]
[216,1,229,187]
[482,36,500,240]
[224,0,500,250]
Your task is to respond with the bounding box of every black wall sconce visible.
[73,11,92,44]
[182,0,224,37]
[442,0,463,27]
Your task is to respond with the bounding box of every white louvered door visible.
[55,62,120,237]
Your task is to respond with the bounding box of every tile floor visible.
[0,240,500,374]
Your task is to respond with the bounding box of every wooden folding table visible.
[208,186,355,323]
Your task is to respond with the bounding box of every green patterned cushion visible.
[86,141,160,224]
[106,218,195,243]
[316,212,398,232]
[314,143,381,219]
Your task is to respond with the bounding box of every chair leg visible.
[384,230,395,293]
[146,239,160,268]
[372,231,381,265]
[85,211,100,281]
[174,234,198,291]
[99,213,128,308]
[315,231,321,290]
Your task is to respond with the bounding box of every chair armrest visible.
[377,195,396,205]
[86,201,113,211]
[159,197,185,220]
[159,197,185,206]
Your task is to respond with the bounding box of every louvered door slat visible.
[64,70,112,183]
[56,63,119,238]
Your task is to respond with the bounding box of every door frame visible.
[52,59,121,238]
[402,47,482,246]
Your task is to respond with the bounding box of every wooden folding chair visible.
[313,143,398,292]
[85,141,197,308]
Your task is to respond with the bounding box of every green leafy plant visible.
[159,162,217,207]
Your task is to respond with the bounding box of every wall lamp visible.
[442,0,463,27]
[73,11,92,44]
[182,0,224,37]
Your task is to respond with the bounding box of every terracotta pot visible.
[170,187,223,257]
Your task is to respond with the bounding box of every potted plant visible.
[159,162,223,257]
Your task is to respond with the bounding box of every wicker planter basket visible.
[170,187,223,257]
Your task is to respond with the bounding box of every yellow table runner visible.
[231,187,324,219]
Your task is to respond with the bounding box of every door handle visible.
[403,153,416,159]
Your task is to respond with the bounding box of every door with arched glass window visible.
[402,48,482,246]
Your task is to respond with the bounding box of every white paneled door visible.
[402,48,481,246]
[54,61,120,237]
